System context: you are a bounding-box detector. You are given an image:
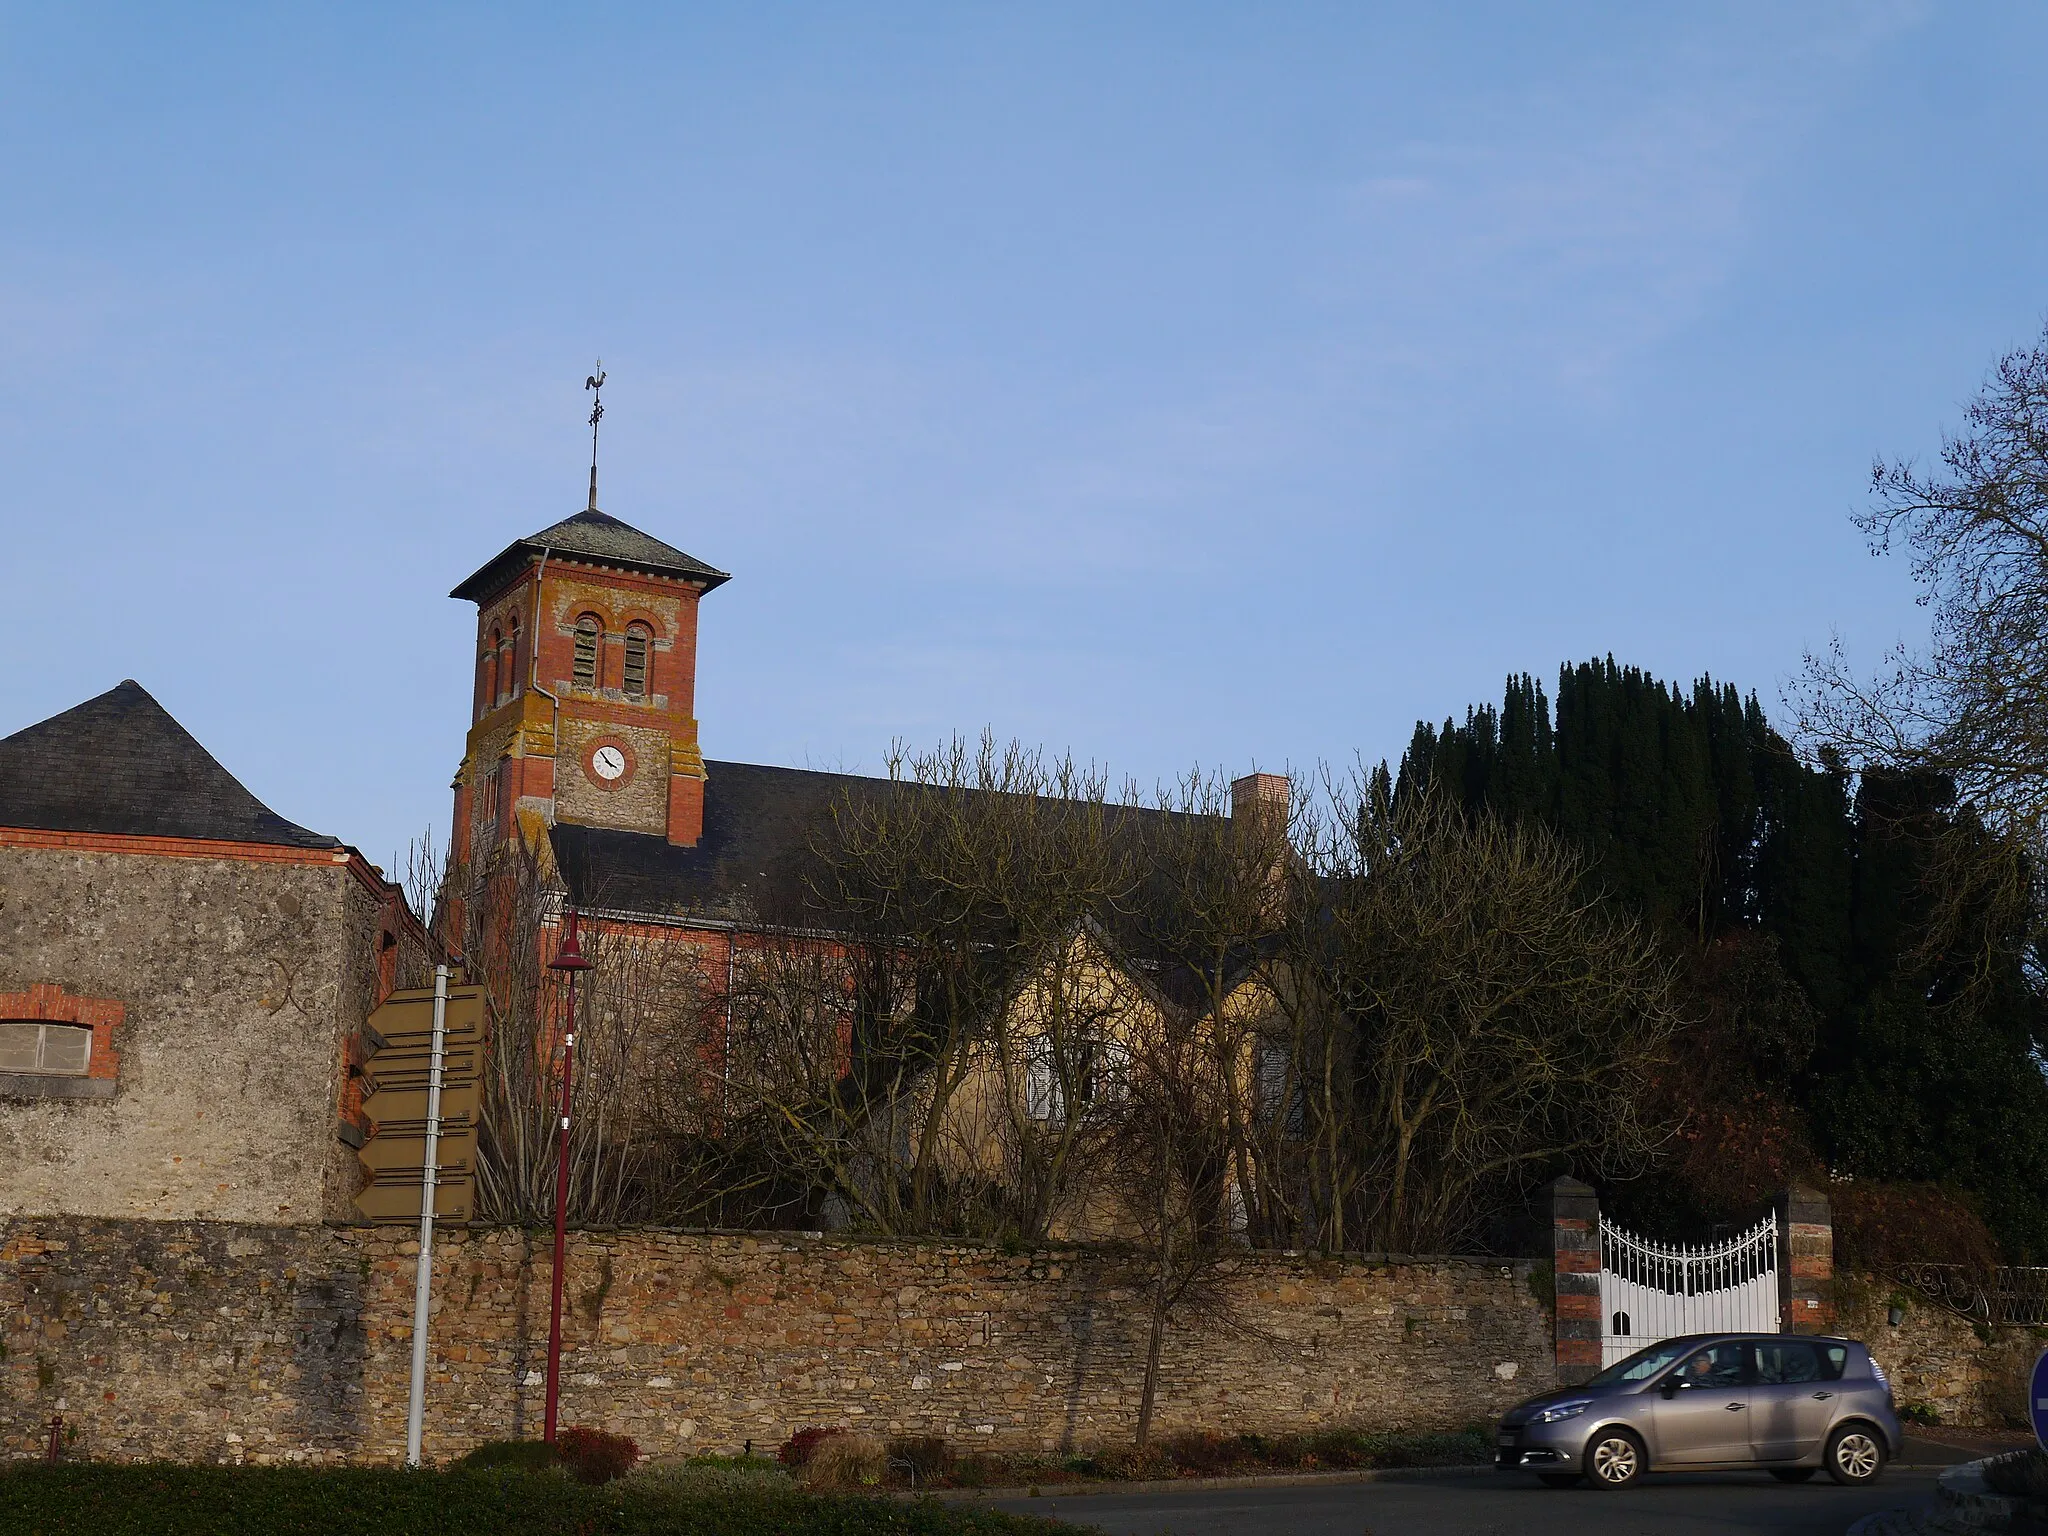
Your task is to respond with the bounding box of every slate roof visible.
[451,509,731,603]
[548,760,1213,943]
[0,681,341,849]
[550,760,882,924]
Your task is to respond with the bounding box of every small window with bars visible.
[623,624,651,700]
[0,1021,94,1076]
[573,615,601,688]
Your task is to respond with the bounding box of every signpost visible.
[351,968,485,1467]
[404,967,449,1467]
[353,978,485,1225]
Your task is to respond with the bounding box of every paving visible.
[968,1434,2020,1535]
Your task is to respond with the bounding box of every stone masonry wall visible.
[0,845,364,1225]
[1,1217,1561,1465]
[1836,1274,2041,1430]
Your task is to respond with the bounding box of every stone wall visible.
[0,844,377,1225]
[1837,1274,2041,1430]
[1,1216,1560,1465]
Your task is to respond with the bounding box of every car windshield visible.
[1585,1339,1699,1386]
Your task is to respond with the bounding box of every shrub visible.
[1160,1432,1244,1475]
[454,1440,559,1472]
[556,1426,638,1484]
[1898,1401,1941,1426]
[887,1435,954,1487]
[778,1426,847,1468]
[0,1461,1070,1535]
[803,1431,888,1490]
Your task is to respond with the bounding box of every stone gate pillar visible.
[1544,1176,1601,1376]
[1775,1185,1833,1333]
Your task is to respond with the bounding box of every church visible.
[1,461,1284,1234]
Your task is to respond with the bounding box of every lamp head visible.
[548,906,595,973]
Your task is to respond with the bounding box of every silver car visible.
[1495,1333,1902,1490]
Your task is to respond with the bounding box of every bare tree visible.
[1139,770,1301,1246]
[720,734,1145,1241]
[1281,780,1683,1254]
[1800,324,2048,977]
[1098,997,1243,1447]
[441,836,721,1226]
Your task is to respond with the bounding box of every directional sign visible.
[362,983,484,1048]
[2031,1349,2048,1451]
[358,1127,476,1175]
[354,1175,474,1223]
[362,1044,481,1091]
[361,1080,481,1126]
[353,980,488,1224]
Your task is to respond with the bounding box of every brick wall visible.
[1,1217,1561,1465]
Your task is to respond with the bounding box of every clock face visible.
[590,745,628,782]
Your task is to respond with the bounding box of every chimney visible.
[1232,772,1291,919]
[1231,771,1289,834]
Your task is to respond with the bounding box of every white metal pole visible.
[405,963,449,1468]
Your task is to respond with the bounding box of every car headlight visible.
[1532,1399,1592,1424]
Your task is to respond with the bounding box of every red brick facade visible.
[453,552,716,863]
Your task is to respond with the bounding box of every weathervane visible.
[584,362,606,512]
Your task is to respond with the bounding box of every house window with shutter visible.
[623,623,651,700]
[573,615,602,688]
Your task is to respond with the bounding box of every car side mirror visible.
[1660,1380,1680,1399]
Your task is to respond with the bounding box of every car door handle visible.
[1812,1392,1834,1401]
[1725,1403,1746,1411]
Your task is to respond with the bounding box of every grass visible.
[0,1461,1071,1536]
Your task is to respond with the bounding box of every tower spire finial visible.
[583,361,606,512]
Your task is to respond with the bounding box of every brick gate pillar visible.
[1545,1176,1601,1376]
[1776,1185,1833,1333]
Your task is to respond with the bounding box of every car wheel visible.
[1536,1473,1581,1488]
[1824,1426,1886,1486]
[1584,1429,1645,1490]
[1768,1467,1817,1483]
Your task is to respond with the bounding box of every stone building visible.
[0,681,414,1223]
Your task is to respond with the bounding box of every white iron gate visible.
[1599,1212,1779,1365]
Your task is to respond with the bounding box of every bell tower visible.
[448,507,729,868]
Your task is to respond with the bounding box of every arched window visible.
[573,615,602,688]
[623,623,651,700]
[487,627,503,709]
[505,615,522,701]
[496,622,516,705]
[476,636,495,721]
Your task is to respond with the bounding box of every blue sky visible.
[3,4,2045,868]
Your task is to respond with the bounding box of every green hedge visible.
[0,1462,1069,1536]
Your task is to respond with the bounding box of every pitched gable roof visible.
[451,509,731,603]
[0,681,340,849]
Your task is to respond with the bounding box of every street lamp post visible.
[543,904,593,1445]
